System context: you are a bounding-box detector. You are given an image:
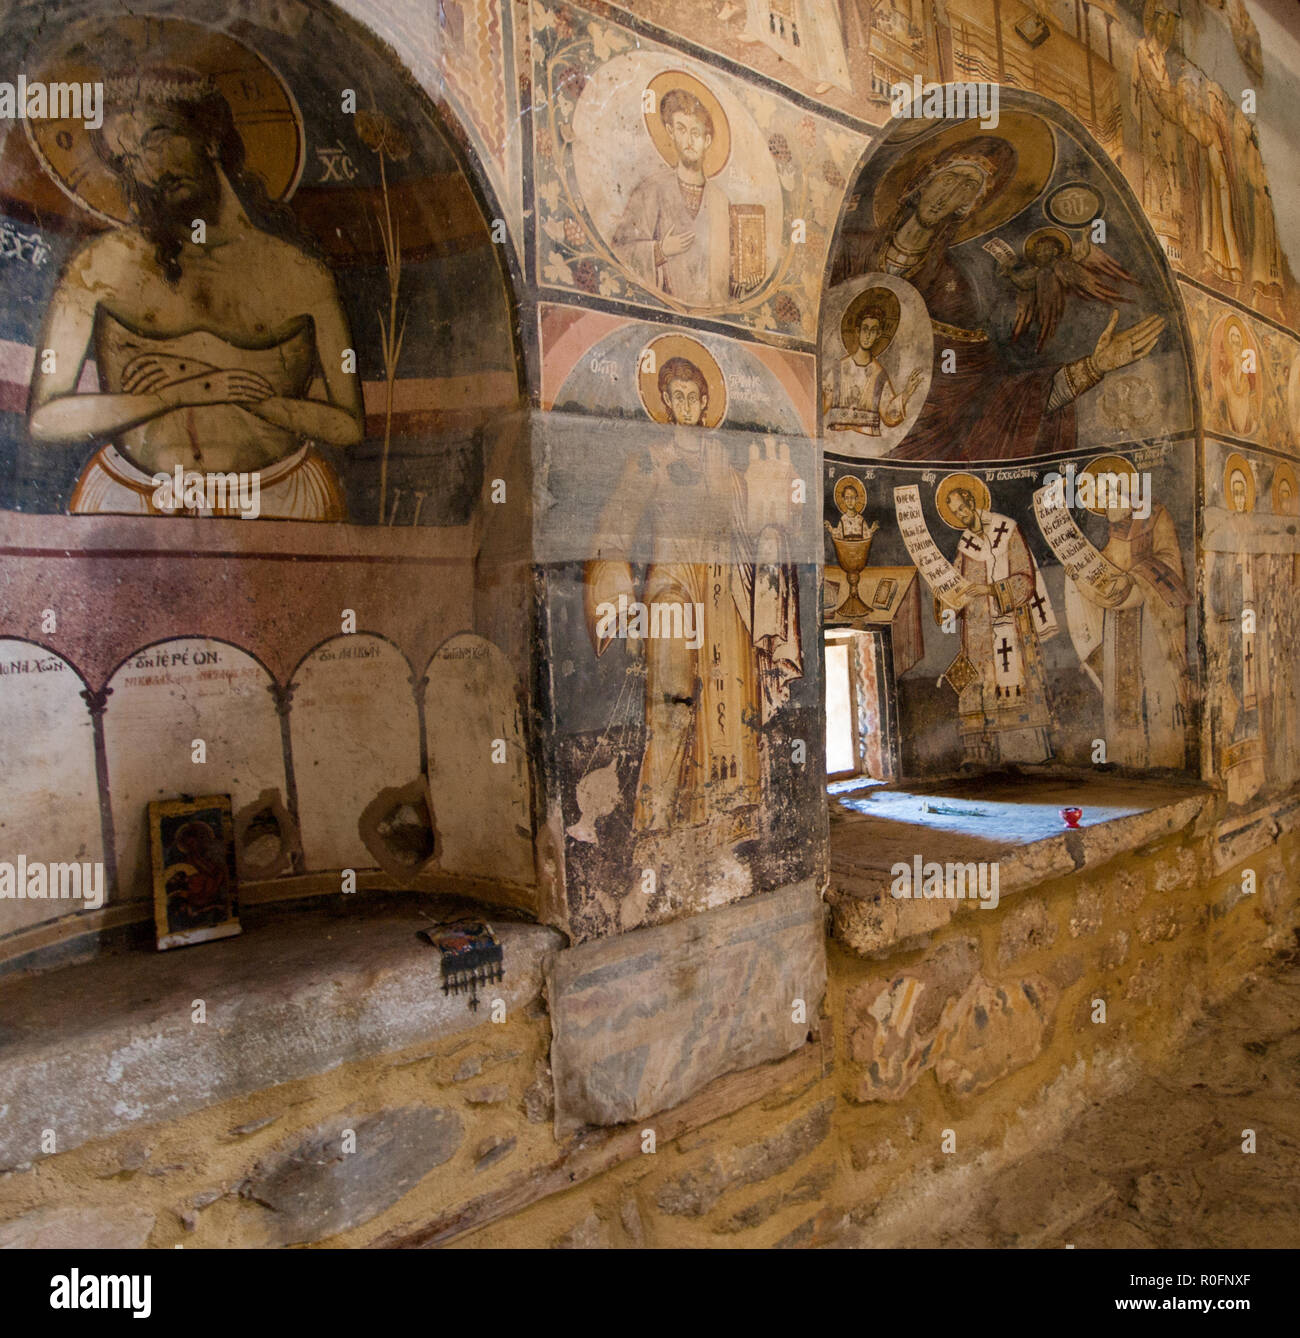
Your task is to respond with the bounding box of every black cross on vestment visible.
[991,520,1009,546]
[997,637,1013,672]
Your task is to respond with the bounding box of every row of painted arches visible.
[0,631,530,920]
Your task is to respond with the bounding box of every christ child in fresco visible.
[832,133,1166,462]
[28,69,363,518]
[825,475,876,543]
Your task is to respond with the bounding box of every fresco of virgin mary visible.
[832,117,1166,463]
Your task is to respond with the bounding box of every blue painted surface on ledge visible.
[828,775,1209,847]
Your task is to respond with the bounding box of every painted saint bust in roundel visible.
[830,114,1167,464]
[604,69,775,309]
[611,72,737,308]
[823,284,924,438]
[1209,313,1262,438]
[25,23,363,521]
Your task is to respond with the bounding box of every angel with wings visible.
[992,227,1141,353]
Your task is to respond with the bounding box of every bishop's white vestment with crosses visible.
[948,510,1057,765]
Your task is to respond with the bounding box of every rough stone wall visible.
[0,995,556,1248]
[3,818,1293,1247]
[467,817,1300,1247]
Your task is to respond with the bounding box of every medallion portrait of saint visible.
[831,115,1166,463]
[24,21,362,519]
[610,71,768,307]
[822,286,923,437]
[581,334,802,847]
[613,73,732,306]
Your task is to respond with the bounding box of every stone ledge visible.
[0,900,562,1168]
[827,777,1212,958]
[0,870,538,978]
[1212,792,1300,872]
[547,881,827,1135]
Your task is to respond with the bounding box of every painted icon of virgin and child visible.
[831,118,1166,462]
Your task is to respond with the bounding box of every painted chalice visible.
[826,475,878,618]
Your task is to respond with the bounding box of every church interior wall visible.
[1,0,1299,1252]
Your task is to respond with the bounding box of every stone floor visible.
[844,940,1300,1248]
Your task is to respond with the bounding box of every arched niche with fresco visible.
[819,96,1201,780]
[288,633,422,874]
[2,4,520,526]
[0,2,540,949]
[424,634,533,889]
